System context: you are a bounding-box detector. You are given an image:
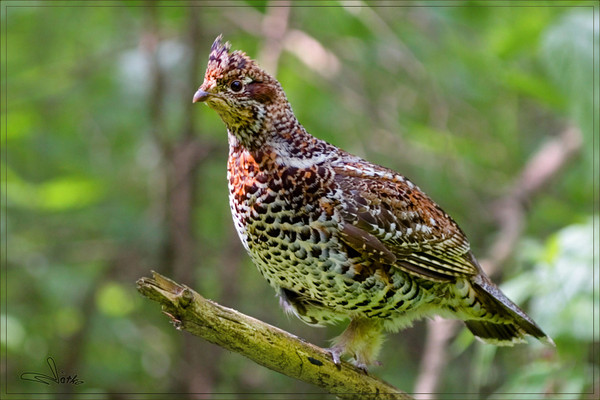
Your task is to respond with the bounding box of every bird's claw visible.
[324,346,379,374]
[325,346,343,367]
[355,362,369,374]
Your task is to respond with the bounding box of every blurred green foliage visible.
[1,1,597,399]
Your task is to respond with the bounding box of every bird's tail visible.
[464,275,554,347]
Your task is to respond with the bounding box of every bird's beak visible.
[192,89,211,103]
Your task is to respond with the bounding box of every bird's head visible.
[193,35,288,149]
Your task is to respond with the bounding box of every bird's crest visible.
[205,35,256,82]
[204,35,266,87]
[205,35,231,82]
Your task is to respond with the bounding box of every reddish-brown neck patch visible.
[228,147,277,203]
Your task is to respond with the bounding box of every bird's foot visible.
[325,346,343,367]
[355,361,369,374]
[324,346,381,374]
[353,358,382,374]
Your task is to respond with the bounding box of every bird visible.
[192,35,553,370]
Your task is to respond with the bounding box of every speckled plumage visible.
[193,36,553,368]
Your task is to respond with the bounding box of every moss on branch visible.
[137,271,413,400]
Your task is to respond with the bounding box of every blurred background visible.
[1,1,598,399]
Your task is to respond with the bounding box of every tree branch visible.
[484,124,583,273]
[137,271,413,400]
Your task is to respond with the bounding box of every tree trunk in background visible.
[143,5,223,396]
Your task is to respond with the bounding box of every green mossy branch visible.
[137,271,413,400]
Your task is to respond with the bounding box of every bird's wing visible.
[332,161,480,282]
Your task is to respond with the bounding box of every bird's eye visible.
[230,80,243,92]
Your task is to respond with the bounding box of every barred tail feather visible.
[465,320,526,346]
[466,275,555,346]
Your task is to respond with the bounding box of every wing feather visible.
[333,162,479,281]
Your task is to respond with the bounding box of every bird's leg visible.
[327,318,385,372]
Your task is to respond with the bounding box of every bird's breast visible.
[227,147,348,292]
[227,147,335,227]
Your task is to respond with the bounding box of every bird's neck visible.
[228,105,335,170]
[225,99,292,150]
